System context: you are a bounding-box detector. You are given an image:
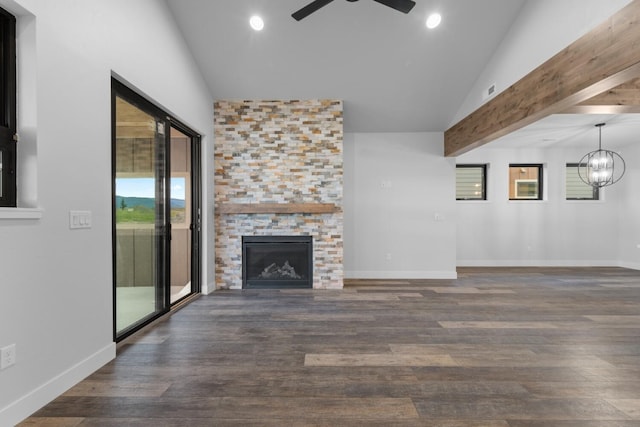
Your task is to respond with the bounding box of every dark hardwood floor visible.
[21,267,640,426]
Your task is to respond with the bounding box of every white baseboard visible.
[618,261,640,271]
[0,343,116,426]
[347,263,635,280]
[456,260,619,267]
[345,270,458,280]
[202,280,217,295]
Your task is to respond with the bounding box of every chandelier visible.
[577,123,625,188]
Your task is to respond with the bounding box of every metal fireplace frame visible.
[242,235,313,289]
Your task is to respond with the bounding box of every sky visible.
[116,177,185,200]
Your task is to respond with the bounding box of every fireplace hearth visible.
[242,236,313,289]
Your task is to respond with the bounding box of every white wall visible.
[0,1,213,424]
[452,0,633,126]
[456,147,621,266]
[617,143,640,269]
[344,132,457,279]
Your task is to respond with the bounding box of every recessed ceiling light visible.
[250,15,264,31]
[426,13,441,29]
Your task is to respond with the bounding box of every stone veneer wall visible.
[214,100,343,289]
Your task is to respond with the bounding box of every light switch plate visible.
[69,210,92,229]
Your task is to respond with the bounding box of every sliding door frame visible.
[167,117,202,306]
[111,78,201,342]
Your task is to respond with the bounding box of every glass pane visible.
[456,165,485,200]
[0,150,3,198]
[114,95,166,336]
[509,165,541,200]
[170,126,193,304]
[566,164,598,200]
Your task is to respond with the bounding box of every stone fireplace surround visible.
[214,100,344,289]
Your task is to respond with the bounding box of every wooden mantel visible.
[217,203,339,215]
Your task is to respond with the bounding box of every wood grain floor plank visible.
[32,396,420,420]
[523,381,640,399]
[427,287,516,294]
[18,419,84,427]
[507,422,640,427]
[412,397,630,420]
[439,321,559,329]
[305,353,458,367]
[605,399,640,419]
[62,380,171,397]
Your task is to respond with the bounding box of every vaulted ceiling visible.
[166,0,525,133]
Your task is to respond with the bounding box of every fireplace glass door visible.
[243,236,313,289]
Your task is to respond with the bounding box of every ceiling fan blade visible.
[292,0,335,21]
[372,0,416,14]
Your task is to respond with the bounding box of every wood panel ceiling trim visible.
[444,0,640,157]
[563,105,640,114]
[561,76,640,113]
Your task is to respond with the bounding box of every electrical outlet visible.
[1,344,16,370]
[386,253,392,261]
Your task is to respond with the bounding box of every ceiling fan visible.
[292,0,416,21]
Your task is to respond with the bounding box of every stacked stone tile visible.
[214,100,344,289]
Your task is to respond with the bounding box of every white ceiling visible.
[166,0,526,133]
[488,114,640,151]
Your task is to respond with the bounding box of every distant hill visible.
[171,198,185,208]
[116,196,185,209]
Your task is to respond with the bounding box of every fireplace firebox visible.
[242,236,313,289]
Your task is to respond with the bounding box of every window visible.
[456,164,487,200]
[509,164,542,200]
[566,163,599,200]
[0,7,16,207]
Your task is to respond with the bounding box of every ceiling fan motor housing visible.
[292,0,415,21]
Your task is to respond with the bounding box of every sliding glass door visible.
[169,125,200,304]
[112,79,200,341]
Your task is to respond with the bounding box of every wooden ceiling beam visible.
[444,0,640,157]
